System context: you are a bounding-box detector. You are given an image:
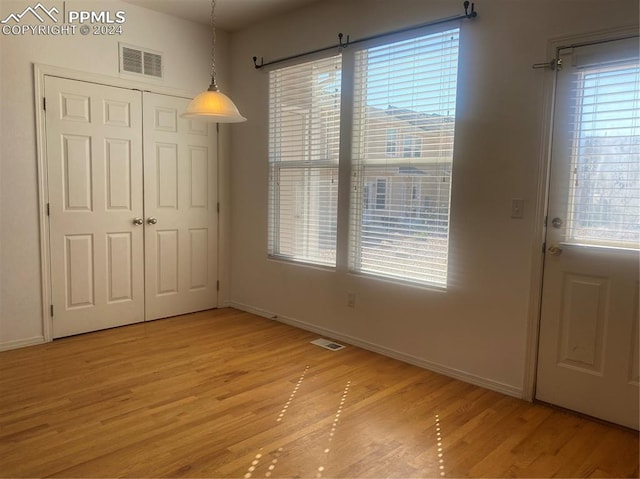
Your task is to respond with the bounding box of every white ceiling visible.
[123,0,322,32]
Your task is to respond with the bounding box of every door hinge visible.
[43,97,46,111]
[46,203,50,217]
[542,242,546,254]
[216,280,220,292]
[50,304,54,317]
[217,202,220,214]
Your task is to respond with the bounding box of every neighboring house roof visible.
[383,106,454,132]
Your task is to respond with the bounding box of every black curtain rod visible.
[253,1,477,70]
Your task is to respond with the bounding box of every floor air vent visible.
[311,338,345,351]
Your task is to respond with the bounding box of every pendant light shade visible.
[181,0,246,123]
[182,85,246,123]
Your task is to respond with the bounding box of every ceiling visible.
[122,0,322,32]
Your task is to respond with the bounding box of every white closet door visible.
[143,93,218,320]
[46,76,144,338]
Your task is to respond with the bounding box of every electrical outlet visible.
[347,292,356,308]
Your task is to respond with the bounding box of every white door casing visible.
[536,37,640,429]
[143,93,218,321]
[46,76,145,338]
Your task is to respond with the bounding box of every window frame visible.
[565,61,640,249]
[347,26,461,288]
[267,54,343,268]
[266,24,462,289]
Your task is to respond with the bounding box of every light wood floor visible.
[0,308,637,478]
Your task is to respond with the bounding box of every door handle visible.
[147,217,158,225]
[547,244,563,256]
[133,217,144,226]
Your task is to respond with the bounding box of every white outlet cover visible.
[511,198,525,219]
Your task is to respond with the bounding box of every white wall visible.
[227,0,638,396]
[2,0,636,395]
[0,0,232,348]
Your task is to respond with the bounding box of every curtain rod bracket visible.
[532,58,563,71]
[253,56,264,69]
[338,33,350,49]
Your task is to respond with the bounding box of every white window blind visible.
[564,43,640,249]
[268,55,342,266]
[350,28,460,286]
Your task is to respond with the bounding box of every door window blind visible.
[268,55,342,266]
[350,28,460,286]
[564,43,640,249]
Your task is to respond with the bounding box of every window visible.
[566,58,639,248]
[375,178,388,210]
[268,55,342,266]
[350,29,460,286]
[386,129,399,157]
[267,28,462,287]
[403,135,422,158]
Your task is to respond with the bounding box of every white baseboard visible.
[227,302,277,319]
[0,336,45,352]
[228,301,523,399]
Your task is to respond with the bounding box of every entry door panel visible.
[536,37,639,429]
[143,93,218,320]
[46,77,144,338]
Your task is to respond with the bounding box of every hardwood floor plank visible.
[0,308,637,478]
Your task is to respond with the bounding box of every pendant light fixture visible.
[182,0,246,123]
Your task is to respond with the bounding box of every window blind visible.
[350,28,460,286]
[268,55,342,266]
[565,50,640,249]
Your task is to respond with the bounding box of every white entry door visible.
[142,93,218,320]
[46,76,145,338]
[46,79,218,337]
[536,37,639,429]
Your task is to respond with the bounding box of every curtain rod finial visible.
[464,1,477,18]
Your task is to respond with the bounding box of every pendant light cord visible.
[209,0,219,91]
[181,0,246,121]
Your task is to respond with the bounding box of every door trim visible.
[522,25,640,401]
[34,63,214,342]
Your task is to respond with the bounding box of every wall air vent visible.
[143,51,163,78]
[119,43,163,79]
[121,46,143,74]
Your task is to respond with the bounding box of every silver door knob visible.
[547,244,563,256]
[551,217,563,229]
[133,217,144,226]
[147,217,158,225]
